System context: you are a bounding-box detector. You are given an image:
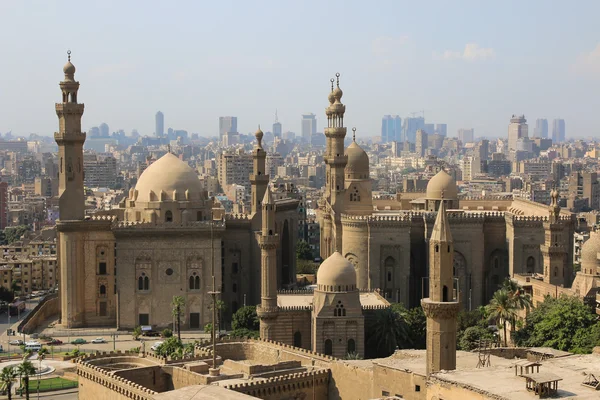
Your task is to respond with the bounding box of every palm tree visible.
[502,278,533,312]
[486,289,516,347]
[1,366,17,400]
[17,361,36,400]
[366,308,409,358]
[171,296,185,341]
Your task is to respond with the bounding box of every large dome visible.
[345,141,369,178]
[581,232,600,272]
[426,170,458,199]
[317,252,357,290]
[134,153,203,202]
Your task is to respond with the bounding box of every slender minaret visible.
[542,188,568,285]
[55,50,86,220]
[250,126,268,215]
[54,51,87,328]
[324,73,347,254]
[256,185,279,340]
[421,198,460,375]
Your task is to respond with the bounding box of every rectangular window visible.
[99,301,107,317]
[232,262,238,274]
[382,391,390,396]
[138,313,149,326]
[98,262,107,275]
[189,313,200,329]
[415,385,421,392]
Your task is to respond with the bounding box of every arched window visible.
[294,331,302,348]
[99,285,106,295]
[194,276,200,289]
[526,257,535,274]
[347,338,356,354]
[443,285,448,302]
[138,276,144,291]
[144,276,149,290]
[435,245,439,252]
[165,210,173,222]
[189,276,195,290]
[554,267,558,277]
[324,339,333,356]
[197,211,203,221]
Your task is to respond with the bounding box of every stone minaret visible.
[54,52,87,328]
[250,127,268,215]
[324,73,347,255]
[256,185,279,340]
[422,198,460,375]
[55,51,86,220]
[542,188,568,286]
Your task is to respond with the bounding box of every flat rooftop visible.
[350,350,600,399]
[277,291,389,308]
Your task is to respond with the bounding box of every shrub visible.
[162,328,173,338]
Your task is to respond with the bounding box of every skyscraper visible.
[219,116,238,137]
[381,115,401,142]
[458,128,474,144]
[155,111,164,137]
[402,117,425,143]
[435,124,448,136]
[552,119,565,143]
[301,114,317,144]
[99,122,109,137]
[507,115,528,152]
[272,110,282,138]
[534,118,548,138]
[423,123,435,134]
[416,129,428,157]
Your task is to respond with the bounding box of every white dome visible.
[317,251,357,290]
[345,141,369,178]
[426,170,458,200]
[134,153,203,202]
[581,232,600,272]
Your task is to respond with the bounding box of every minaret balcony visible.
[55,103,84,114]
[257,304,279,319]
[324,155,348,166]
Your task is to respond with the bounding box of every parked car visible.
[46,339,63,345]
[8,340,23,346]
[71,338,87,345]
[30,333,39,339]
[91,337,106,344]
[150,341,164,351]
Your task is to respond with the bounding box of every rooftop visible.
[277,291,389,309]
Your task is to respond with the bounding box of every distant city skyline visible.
[1,1,599,139]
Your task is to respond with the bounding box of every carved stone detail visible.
[421,299,460,319]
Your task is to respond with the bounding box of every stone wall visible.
[114,366,169,393]
[224,369,329,400]
[19,294,59,334]
[163,365,206,389]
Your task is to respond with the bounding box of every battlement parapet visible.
[225,213,250,221]
[279,305,312,311]
[224,368,330,394]
[278,289,314,295]
[113,220,225,230]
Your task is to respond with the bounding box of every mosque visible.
[54,54,299,330]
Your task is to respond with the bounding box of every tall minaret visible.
[421,198,460,375]
[250,126,268,215]
[542,188,568,286]
[256,185,279,340]
[324,73,347,254]
[54,52,88,328]
[55,50,86,221]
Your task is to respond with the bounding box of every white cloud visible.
[572,43,600,77]
[433,43,496,61]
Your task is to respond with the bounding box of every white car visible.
[150,341,164,351]
[91,337,106,344]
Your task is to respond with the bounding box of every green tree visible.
[231,306,259,331]
[4,226,31,245]
[296,240,313,260]
[208,300,227,332]
[297,259,317,275]
[10,281,20,295]
[132,326,142,340]
[486,289,516,347]
[459,326,495,351]
[0,366,17,400]
[391,304,426,349]
[171,296,185,341]
[17,361,35,400]
[229,328,260,339]
[366,308,409,358]
[571,322,600,354]
[502,278,533,313]
[516,295,596,351]
[162,328,173,338]
[155,337,183,358]
[0,287,14,304]
[204,323,213,334]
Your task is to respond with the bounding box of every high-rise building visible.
[155,111,164,137]
[507,115,528,152]
[423,123,435,134]
[99,122,109,137]
[381,115,401,142]
[457,128,474,144]
[534,118,548,138]
[219,116,238,137]
[568,171,599,210]
[272,111,282,138]
[552,119,566,143]
[402,117,425,143]
[435,124,448,136]
[301,114,317,144]
[0,180,7,229]
[416,129,428,157]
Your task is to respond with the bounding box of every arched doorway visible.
[526,256,535,274]
[281,220,290,285]
[293,331,302,348]
[324,339,333,356]
[383,256,395,300]
[487,249,509,302]
[347,338,356,354]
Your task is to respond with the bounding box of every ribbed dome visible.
[345,141,369,177]
[134,153,203,202]
[317,252,357,290]
[426,170,458,199]
[581,232,600,271]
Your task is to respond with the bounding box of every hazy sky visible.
[1,0,600,139]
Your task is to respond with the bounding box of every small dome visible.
[426,170,458,200]
[317,252,356,289]
[328,90,335,105]
[581,232,600,271]
[332,86,343,102]
[345,141,369,177]
[134,153,203,203]
[63,60,76,75]
[254,127,264,144]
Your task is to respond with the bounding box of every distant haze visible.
[1,1,599,139]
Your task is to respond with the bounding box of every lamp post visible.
[207,213,221,377]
